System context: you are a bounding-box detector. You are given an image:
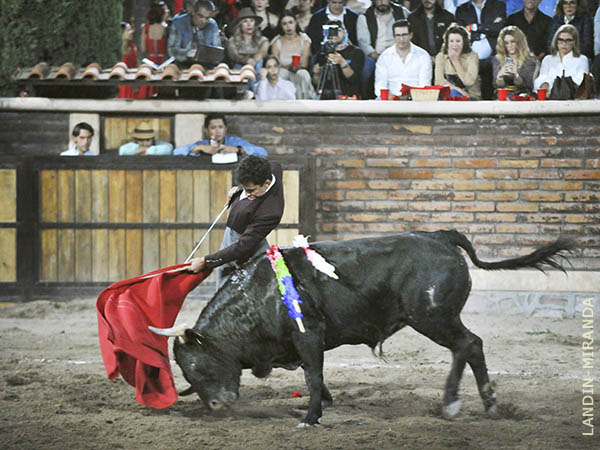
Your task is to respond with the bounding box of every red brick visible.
[391,147,433,157]
[346,213,387,222]
[540,181,583,190]
[366,158,408,168]
[410,159,451,168]
[497,202,538,212]
[497,160,539,168]
[336,159,365,168]
[412,180,453,190]
[366,223,397,232]
[585,160,600,168]
[476,213,516,222]
[453,192,476,201]
[433,169,475,179]
[497,180,539,190]
[389,212,429,222]
[566,215,595,223]
[362,147,390,157]
[564,170,600,180]
[540,203,582,213]
[453,202,495,212]
[409,201,451,211]
[540,224,584,234]
[520,169,561,179]
[454,159,496,169]
[324,180,366,189]
[321,223,365,232]
[477,169,518,179]
[389,169,433,179]
[368,180,408,190]
[540,159,583,168]
[365,201,405,211]
[321,201,364,211]
[312,147,344,155]
[454,180,496,190]
[390,191,419,201]
[497,224,539,233]
[317,191,344,201]
[523,214,562,223]
[431,212,473,222]
[522,192,563,202]
[473,234,512,245]
[347,168,388,179]
[477,192,519,201]
[346,191,388,200]
[394,124,432,134]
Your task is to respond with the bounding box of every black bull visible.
[151,230,574,426]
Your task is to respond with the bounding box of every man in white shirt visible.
[374,19,433,98]
[60,122,95,156]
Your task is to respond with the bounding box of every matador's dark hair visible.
[237,155,271,186]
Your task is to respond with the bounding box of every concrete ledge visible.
[3,97,600,116]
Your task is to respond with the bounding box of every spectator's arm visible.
[208,20,222,48]
[462,52,479,87]
[356,15,375,56]
[594,8,600,56]
[533,56,552,91]
[418,53,433,87]
[147,142,174,155]
[374,56,389,97]
[226,137,268,156]
[167,27,192,62]
[434,53,446,85]
[119,142,139,155]
[173,143,195,156]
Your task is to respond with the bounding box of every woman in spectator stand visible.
[270,10,316,98]
[227,8,270,94]
[434,24,481,99]
[493,26,540,96]
[118,22,152,99]
[254,55,297,99]
[548,0,593,59]
[535,24,590,92]
[251,0,280,40]
[290,0,314,31]
[141,1,170,65]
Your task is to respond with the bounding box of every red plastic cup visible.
[497,88,508,101]
[380,89,389,100]
[537,88,547,100]
[291,55,300,68]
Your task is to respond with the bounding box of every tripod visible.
[316,58,342,100]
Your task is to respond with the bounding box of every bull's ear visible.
[184,328,204,345]
[178,386,196,396]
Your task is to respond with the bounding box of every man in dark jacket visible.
[408,0,455,60]
[306,0,360,56]
[507,0,552,60]
[189,155,284,287]
[456,0,506,99]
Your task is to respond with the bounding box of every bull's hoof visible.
[442,400,461,419]
[296,417,322,428]
[487,404,499,418]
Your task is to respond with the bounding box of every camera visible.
[317,25,340,63]
[322,24,339,40]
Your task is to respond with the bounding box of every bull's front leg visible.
[292,327,325,427]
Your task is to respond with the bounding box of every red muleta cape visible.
[96,264,210,409]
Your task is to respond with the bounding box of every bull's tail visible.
[442,230,576,273]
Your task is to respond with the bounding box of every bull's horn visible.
[148,324,188,337]
[179,386,196,396]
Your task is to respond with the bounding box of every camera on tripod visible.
[319,25,339,60]
[316,24,343,99]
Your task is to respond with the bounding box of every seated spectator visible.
[507,0,552,60]
[119,22,154,99]
[434,23,481,98]
[374,19,433,97]
[547,0,593,60]
[174,114,268,156]
[455,0,506,99]
[592,5,600,94]
[142,1,170,66]
[271,10,317,98]
[493,25,540,96]
[306,0,360,57]
[312,20,365,98]
[173,0,197,20]
[227,7,270,94]
[534,24,590,92]
[292,0,315,31]
[254,55,298,99]
[61,123,95,156]
[168,0,222,66]
[357,0,411,98]
[409,0,455,62]
[119,122,173,155]
[251,0,281,40]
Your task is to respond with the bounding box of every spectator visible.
[173,114,268,156]
[142,1,170,65]
[493,25,540,95]
[547,0,593,60]
[226,8,270,82]
[306,0,360,56]
[271,10,317,98]
[455,0,506,99]
[119,122,173,155]
[357,0,411,98]
[507,0,553,60]
[409,0,455,61]
[251,0,281,40]
[434,23,481,98]
[168,0,222,66]
[312,20,365,98]
[118,22,149,99]
[173,0,197,19]
[61,123,95,156]
[254,55,298,99]
[592,5,600,94]
[534,24,590,92]
[374,19,433,97]
[292,0,315,30]
[213,0,238,37]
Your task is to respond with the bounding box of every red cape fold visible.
[96,264,210,409]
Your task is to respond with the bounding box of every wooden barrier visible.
[1,155,314,300]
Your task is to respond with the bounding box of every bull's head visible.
[149,325,241,411]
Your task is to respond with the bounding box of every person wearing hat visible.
[227,7,269,95]
[118,121,174,155]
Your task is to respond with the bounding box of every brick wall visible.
[1,110,598,270]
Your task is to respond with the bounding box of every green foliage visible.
[0,0,123,96]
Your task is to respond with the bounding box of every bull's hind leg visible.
[410,318,496,419]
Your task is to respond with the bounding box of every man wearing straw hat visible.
[188,155,284,288]
[118,121,174,155]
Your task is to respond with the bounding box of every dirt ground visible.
[0,296,596,450]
